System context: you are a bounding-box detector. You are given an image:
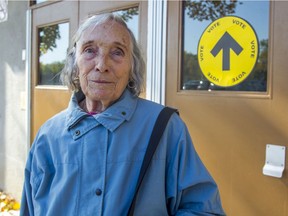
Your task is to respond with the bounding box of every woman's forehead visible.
[79,20,131,47]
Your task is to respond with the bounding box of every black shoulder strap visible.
[127,107,177,216]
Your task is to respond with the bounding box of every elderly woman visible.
[20,13,225,216]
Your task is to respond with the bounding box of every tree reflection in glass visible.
[38,23,69,85]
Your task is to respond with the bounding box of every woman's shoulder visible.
[135,97,183,127]
[137,97,179,116]
[137,97,165,112]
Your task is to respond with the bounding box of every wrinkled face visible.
[76,20,132,104]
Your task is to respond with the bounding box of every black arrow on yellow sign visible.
[211,31,243,71]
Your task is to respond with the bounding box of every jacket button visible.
[75,130,80,136]
[95,188,102,196]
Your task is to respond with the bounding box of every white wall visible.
[0,0,28,200]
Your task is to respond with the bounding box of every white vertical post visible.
[26,9,32,155]
[146,0,167,105]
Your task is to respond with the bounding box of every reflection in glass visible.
[0,0,8,23]
[181,0,269,92]
[113,7,139,41]
[35,0,47,4]
[38,22,69,85]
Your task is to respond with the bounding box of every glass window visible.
[34,0,47,4]
[113,6,139,41]
[181,0,269,92]
[38,22,69,85]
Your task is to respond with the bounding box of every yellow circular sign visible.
[198,16,258,87]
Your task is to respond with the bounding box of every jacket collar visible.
[65,89,138,132]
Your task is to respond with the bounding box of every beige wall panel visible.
[32,89,71,139]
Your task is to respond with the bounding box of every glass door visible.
[31,1,78,139]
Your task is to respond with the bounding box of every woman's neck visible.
[79,98,110,114]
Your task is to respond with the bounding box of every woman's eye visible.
[84,48,95,54]
[82,47,97,59]
[112,48,124,56]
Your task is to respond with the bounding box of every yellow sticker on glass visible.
[198,16,258,87]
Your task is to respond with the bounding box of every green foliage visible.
[182,51,202,84]
[39,61,64,85]
[185,0,241,21]
[120,7,139,22]
[252,39,268,81]
[39,25,61,56]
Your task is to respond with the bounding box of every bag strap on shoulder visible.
[127,107,177,216]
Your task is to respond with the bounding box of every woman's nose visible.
[95,54,109,73]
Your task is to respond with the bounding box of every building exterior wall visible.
[1,1,288,215]
[0,1,28,200]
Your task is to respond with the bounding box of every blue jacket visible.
[20,89,225,216]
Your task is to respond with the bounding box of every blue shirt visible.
[20,89,225,216]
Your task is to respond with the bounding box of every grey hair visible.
[60,13,145,96]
